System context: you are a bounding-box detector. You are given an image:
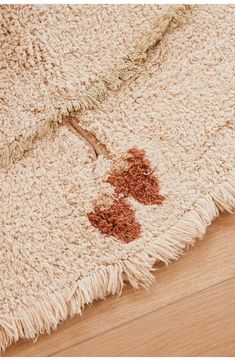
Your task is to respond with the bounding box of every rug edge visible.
[1,172,234,353]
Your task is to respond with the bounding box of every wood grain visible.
[5,212,235,356]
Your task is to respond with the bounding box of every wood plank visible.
[56,277,235,356]
[4,213,235,356]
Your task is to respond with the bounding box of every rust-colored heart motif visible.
[87,148,165,243]
[87,199,141,243]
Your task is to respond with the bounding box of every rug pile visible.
[0,4,234,352]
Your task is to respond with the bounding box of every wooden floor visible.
[5,212,235,357]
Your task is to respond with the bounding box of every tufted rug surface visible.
[0,4,235,352]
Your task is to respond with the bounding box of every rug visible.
[0,4,235,352]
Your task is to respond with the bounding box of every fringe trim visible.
[0,4,192,169]
[1,173,234,352]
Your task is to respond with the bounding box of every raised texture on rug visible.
[0,4,235,353]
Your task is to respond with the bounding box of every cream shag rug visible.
[0,4,235,352]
